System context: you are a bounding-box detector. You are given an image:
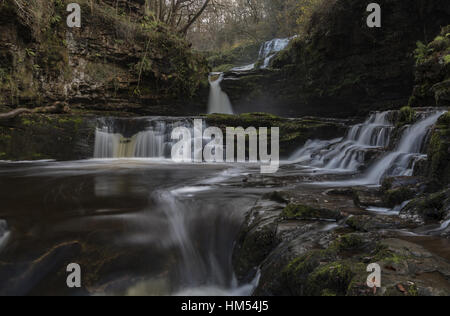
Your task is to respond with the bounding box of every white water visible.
[258,37,292,69]
[207,73,234,114]
[290,110,447,186]
[0,220,10,253]
[290,112,394,172]
[152,180,257,296]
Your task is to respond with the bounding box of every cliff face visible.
[221,0,450,118]
[0,0,209,116]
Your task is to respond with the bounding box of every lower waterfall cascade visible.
[289,110,447,185]
[0,220,9,253]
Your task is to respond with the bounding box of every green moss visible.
[373,244,409,266]
[428,114,450,185]
[331,234,365,252]
[382,187,415,208]
[397,106,416,127]
[444,55,450,65]
[305,261,355,296]
[263,191,288,203]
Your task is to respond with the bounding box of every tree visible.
[144,0,211,34]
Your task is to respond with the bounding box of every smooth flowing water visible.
[0,109,446,296]
[289,110,446,186]
[231,37,296,72]
[208,73,234,115]
[0,160,260,296]
[0,219,9,253]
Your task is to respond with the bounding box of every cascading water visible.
[207,73,234,115]
[290,111,394,172]
[207,37,296,115]
[231,36,296,72]
[363,111,446,184]
[258,37,293,69]
[290,110,446,186]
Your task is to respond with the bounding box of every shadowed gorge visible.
[0,0,450,298]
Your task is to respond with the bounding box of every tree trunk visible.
[180,0,211,35]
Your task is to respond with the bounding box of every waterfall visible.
[290,111,394,172]
[363,111,446,184]
[208,73,234,115]
[290,110,446,185]
[231,36,296,72]
[258,37,292,69]
[94,120,174,159]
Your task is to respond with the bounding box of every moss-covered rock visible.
[427,112,450,186]
[206,42,261,72]
[0,113,96,160]
[396,106,417,127]
[281,203,342,221]
[233,221,280,282]
[205,112,348,157]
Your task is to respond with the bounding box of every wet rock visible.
[352,187,384,208]
[262,191,288,204]
[0,219,6,237]
[0,241,83,296]
[233,201,283,282]
[281,203,342,221]
[427,112,450,187]
[205,113,349,157]
[353,238,450,296]
[346,215,415,232]
[253,233,450,296]
[400,189,450,224]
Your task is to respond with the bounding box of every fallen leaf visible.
[397,284,407,293]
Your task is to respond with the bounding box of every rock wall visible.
[0,0,210,116]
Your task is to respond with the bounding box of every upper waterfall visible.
[94,119,179,159]
[231,36,296,72]
[290,111,394,172]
